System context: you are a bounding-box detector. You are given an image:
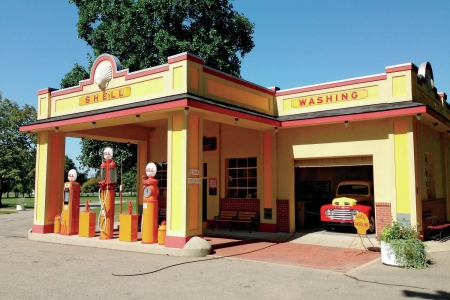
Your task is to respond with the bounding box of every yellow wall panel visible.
[190,67,199,90]
[207,79,270,111]
[392,76,407,98]
[173,66,183,90]
[39,97,48,118]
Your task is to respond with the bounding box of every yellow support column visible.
[33,131,65,233]
[165,112,203,248]
[393,120,416,226]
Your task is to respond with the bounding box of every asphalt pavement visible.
[1,209,450,299]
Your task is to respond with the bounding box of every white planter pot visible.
[381,241,400,266]
[16,205,25,211]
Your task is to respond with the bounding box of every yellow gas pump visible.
[98,147,117,239]
[60,169,80,235]
[141,162,159,244]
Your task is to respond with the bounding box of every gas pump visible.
[98,147,117,239]
[60,169,80,235]
[141,162,159,244]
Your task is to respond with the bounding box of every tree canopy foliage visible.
[0,93,37,205]
[77,140,137,192]
[62,0,255,193]
[68,0,254,78]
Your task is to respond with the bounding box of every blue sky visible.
[1,0,449,174]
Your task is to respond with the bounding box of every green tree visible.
[68,0,254,77]
[77,140,137,190]
[0,93,37,206]
[65,0,254,192]
[60,63,90,89]
[81,176,100,197]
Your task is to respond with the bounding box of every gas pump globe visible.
[98,147,117,239]
[141,162,160,244]
[99,147,117,186]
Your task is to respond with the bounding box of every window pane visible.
[238,158,247,168]
[237,169,247,178]
[228,189,238,198]
[248,178,257,187]
[248,168,257,177]
[238,189,247,198]
[228,158,237,168]
[248,157,257,167]
[237,179,248,187]
[249,189,257,198]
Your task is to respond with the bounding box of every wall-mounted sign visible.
[190,169,199,176]
[79,87,131,106]
[187,178,202,184]
[209,178,217,188]
[290,89,368,108]
[203,137,217,151]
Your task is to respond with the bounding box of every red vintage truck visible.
[320,180,375,233]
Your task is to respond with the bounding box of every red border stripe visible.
[276,75,387,96]
[282,106,426,127]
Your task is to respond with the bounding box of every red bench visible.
[424,214,450,241]
[212,210,260,233]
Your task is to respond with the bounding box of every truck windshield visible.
[337,184,369,195]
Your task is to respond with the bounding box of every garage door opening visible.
[295,157,373,231]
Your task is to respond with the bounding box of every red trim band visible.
[276,75,387,97]
[282,106,427,127]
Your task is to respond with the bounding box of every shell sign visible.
[354,212,370,234]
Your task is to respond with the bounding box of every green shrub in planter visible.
[378,220,429,269]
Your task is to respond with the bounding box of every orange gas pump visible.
[60,169,80,235]
[141,162,159,244]
[98,147,117,239]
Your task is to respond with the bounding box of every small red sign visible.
[209,178,217,188]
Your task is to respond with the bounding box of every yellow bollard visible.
[54,215,61,234]
[158,221,166,245]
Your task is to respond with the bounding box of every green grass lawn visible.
[0,194,139,219]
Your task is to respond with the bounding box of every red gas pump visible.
[60,169,80,235]
[98,147,117,239]
[141,162,159,244]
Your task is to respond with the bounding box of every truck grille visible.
[330,210,353,221]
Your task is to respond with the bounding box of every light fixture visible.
[135,115,140,121]
[81,137,85,143]
[127,142,131,147]
[92,122,96,128]
[416,113,422,121]
[434,123,438,129]
[184,107,189,115]
[344,121,349,128]
[274,127,278,133]
[234,118,239,125]
[26,131,31,136]
[55,127,59,133]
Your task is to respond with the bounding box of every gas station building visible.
[21,52,450,249]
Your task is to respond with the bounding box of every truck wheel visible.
[368,216,375,233]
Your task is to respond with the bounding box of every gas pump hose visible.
[97,186,108,233]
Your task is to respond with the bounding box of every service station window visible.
[226,157,257,198]
[155,162,167,198]
[425,153,435,199]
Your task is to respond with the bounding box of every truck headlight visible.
[351,210,359,217]
[325,209,333,216]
